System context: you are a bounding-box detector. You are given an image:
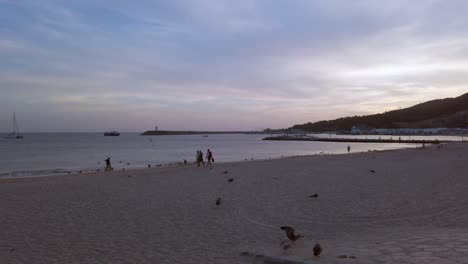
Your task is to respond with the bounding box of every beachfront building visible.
[351,126,363,135]
[287,129,307,137]
[368,128,450,135]
[351,126,462,135]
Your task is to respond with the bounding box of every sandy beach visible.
[2,143,468,264]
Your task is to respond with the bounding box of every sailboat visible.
[5,112,23,139]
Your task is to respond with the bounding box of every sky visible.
[1,0,467,132]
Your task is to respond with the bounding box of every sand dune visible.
[2,143,468,263]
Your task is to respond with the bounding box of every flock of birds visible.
[217,167,376,259]
[215,169,325,258]
[102,158,374,259]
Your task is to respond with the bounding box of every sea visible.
[0,133,464,178]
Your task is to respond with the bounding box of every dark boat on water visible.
[104,131,120,136]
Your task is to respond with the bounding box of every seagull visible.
[223,170,229,174]
[215,197,222,206]
[313,243,322,256]
[280,226,303,242]
[309,194,319,198]
[369,169,376,173]
[228,178,234,182]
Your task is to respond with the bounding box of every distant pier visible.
[262,135,443,144]
[141,130,251,136]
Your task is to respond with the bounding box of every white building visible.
[351,126,363,135]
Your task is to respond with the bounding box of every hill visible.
[291,92,468,132]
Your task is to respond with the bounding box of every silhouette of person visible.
[347,145,351,154]
[104,157,113,171]
[206,149,214,168]
[199,150,205,166]
[196,150,205,167]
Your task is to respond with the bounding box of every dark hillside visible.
[292,92,468,131]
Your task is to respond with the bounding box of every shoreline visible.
[0,142,423,181]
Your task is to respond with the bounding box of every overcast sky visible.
[1,0,467,132]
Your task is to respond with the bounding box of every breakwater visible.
[262,135,443,144]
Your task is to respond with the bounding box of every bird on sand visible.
[223,170,229,174]
[369,169,376,173]
[309,194,319,198]
[228,178,234,182]
[313,243,322,256]
[215,197,222,206]
[280,226,303,242]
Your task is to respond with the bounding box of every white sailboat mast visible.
[13,112,17,134]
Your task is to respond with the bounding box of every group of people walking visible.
[196,149,214,168]
[103,149,215,172]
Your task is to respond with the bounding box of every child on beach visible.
[206,149,214,168]
[104,157,113,171]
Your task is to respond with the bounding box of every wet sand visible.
[1,143,468,264]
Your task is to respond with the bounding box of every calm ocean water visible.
[0,133,463,178]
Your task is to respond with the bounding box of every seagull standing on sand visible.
[280,226,303,242]
[313,243,322,256]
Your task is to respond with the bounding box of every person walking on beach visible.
[196,151,200,167]
[347,145,351,154]
[104,157,113,171]
[206,149,214,168]
[196,150,205,167]
[199,150,205,166]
